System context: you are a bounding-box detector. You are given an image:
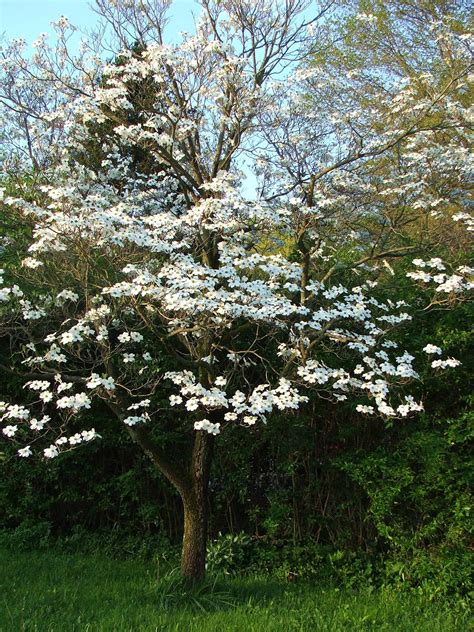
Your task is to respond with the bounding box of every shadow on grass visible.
[152,568,308,614]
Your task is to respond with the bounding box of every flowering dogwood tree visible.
[0,0,471,580]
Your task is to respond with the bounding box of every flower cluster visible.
[194,419,221,435]
[407,260,473,295]
[86,374,116,390]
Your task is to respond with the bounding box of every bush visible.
[382,545,473,603]
[206,533,255,575]
[0,520,52,551]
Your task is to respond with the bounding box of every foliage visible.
[206,533,255,575]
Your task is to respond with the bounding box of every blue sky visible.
[1,1,99,40]
[0,0,258,196]
[0,0,199,44]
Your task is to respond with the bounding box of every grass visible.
[0,549,471,631]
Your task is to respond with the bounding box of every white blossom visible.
[44,445,59,459]
[423,344,442,355]
[194,419,221,435]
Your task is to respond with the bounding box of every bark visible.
[181,431,214,582]
[181,493,208,582]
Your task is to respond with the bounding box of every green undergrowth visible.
[0,549,471,631]
[2,525,471,603]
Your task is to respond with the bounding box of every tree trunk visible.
[181,494,208,581]
[116,403,215,582]
[180,431,214,582]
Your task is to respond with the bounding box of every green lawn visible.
[0,549,470,631]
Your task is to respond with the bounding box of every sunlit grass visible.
[0,549,470,631]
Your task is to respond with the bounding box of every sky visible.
[0,0,199,45]
[1,1,100,40]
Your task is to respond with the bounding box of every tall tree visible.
[0,0,471,581]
